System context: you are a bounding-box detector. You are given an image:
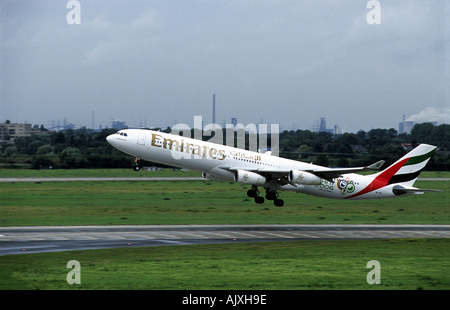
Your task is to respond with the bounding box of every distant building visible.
[334,124,342,135]
[0,122,45,144]
[112,121,127,130]
[313,117,335,134]
[398,115,438,134]
[399,115,415,134]
[399,120,415,134]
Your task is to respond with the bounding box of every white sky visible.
[1,0,448,132]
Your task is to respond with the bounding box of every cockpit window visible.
[117,131,128,137]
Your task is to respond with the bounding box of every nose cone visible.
[106,134,119,149]
[106,134,114,145]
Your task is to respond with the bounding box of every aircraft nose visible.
[106,134,115,145]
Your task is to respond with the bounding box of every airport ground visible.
[0,169,449,290]
[1,169,449,226]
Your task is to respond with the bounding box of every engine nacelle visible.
[234,170,267,186]
[202,170,234,181]
[288,170,322,185]
[202,172,215,180]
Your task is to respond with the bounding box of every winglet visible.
[367,160,385,170]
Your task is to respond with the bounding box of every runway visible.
[0,177,205,182]
[1,224,450,256]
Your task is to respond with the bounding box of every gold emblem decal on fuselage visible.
[151,133,226,160]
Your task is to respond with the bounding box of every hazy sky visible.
[1,0,448,132]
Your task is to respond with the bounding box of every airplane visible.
[106,128,441,207]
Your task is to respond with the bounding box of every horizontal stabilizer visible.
[392,185,444,196]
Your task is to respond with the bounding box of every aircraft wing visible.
[303,160,385,179]
[219,166,289,175]
[219,160,385,181]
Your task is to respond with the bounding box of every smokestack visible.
[212,94,216,124]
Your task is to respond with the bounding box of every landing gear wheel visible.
[274,199,284,207]
[255,196,265,204]
[247,186,259,198]
[133,158,141,171]
[265,190,279,200]
[247,189,258,198]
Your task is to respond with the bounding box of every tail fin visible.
[377,143,436,187]
[348,144,436,199]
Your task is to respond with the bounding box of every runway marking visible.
[156,234,181,239]
[154,240,192,246]
[208,232,239,239]
[261,232,296,239]
[232,232,261,239]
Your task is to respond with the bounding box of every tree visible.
[59,147,86,168]
[37,144,54,156]
[4,146,18,156]
[54,131,65,144]
[31,156,55,169]
[411,123,435,146]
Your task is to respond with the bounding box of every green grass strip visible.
[1,179,449,226]
[1,239,449,290]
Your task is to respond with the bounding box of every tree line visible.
[0,123,449,170]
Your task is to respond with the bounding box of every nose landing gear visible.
[133,158,141,171]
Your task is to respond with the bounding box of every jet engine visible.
[234,170,266,186]
[202,172,233,181]
[202,168,235,181]
[288,170,322,185]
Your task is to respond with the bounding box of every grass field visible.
[0,168,449,290]
[0,175,449,226]
[1,239,449,290]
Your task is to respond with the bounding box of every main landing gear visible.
[247,186,284,207]
[133,158,141,171]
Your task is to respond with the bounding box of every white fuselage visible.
[106,129,407,200]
